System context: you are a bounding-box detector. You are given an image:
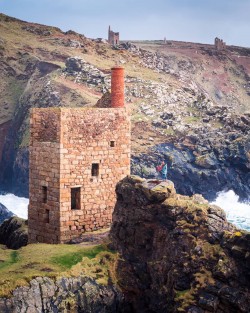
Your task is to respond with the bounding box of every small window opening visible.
[42,186,47,203]
[71,187,81,210]
[91,163,99,176]
[45,209,49,223]
[110,141,115,147]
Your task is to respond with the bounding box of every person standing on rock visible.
[156,161,168,180]
[161,162,168,180]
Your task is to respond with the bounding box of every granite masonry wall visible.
[29,107,130,243]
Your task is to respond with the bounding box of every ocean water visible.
[211,190,250,232]
[0,190,249,231]
[0,194,29,219]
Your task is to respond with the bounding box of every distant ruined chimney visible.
[108,26,119,45]
[111,67,124,108]
[214,37,226,51]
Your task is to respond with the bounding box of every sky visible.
[0,0,249,47]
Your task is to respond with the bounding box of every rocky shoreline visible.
[0,176,249,313]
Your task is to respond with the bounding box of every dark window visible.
[45,209,49,223]
[42,186,47,203]
[91,163,99,176]
[71,187,81,210]
[110,141,115,147]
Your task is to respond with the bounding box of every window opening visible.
[42,186,47,203]
[71,187,81,210]
[45,209,49,223]
[110,141,115,147]
[91,163,99,176]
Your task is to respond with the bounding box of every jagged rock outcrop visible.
[0,216,28,249]
[132,131,250,200]
[0,202,13,224]
[0,277,128,313]
[110,176,250,313]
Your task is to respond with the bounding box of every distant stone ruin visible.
[108,26,119,45]
[215,37,226,51]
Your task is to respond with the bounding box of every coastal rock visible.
[0,202,13,224]
[110,176,250,313]
[0,216,28,249]
[0,277,127,313]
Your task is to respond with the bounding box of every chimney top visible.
[111,67,125,108]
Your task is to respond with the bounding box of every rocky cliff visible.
[0,14,249,200]
[111,176,250,312]
[0,176,249,312]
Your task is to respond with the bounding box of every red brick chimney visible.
[111,67,124,108]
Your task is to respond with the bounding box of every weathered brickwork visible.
[29,107,130,243]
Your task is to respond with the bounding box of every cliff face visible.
[110,176,250,313]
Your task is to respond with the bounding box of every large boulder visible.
[0,216,28,249]
[110,175,250,313]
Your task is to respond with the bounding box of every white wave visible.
[0,190,249,231]
[212,190,250,231]
[0,194,28,219]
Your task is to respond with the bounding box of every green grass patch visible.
[52,245,105,269]
[0,243,116,297]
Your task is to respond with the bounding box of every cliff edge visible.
[0,176,249,312]
[110,176,250,313]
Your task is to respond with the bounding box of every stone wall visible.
[29,141,61,243]
[29,107,130,243]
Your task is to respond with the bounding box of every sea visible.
[211,190,250,232]
[0,190,249,231]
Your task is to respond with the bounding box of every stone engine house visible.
[28,67,130,244]
[214,37,226,51]
[108,25,119,45]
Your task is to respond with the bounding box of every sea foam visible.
[212,190,250,231]
[0,194,28,219]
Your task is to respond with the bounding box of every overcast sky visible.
[0,0,249,47]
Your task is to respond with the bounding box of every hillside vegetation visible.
[0,13,249,200]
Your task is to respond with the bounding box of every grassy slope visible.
[0,243,117,297]
[1,14,249,155]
